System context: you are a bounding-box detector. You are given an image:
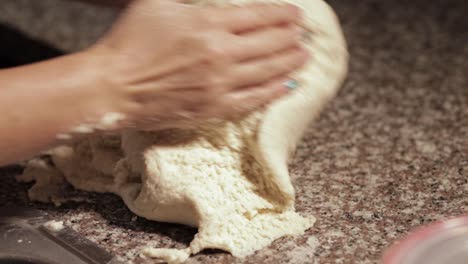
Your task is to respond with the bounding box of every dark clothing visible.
[0,24,62,68]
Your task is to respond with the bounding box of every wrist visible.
[73,48,127,131]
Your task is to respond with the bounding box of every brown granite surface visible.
[0,0,467,263]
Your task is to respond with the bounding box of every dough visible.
[18,0,348,263]
[43,220,65,232]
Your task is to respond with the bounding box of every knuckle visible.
[200,67,231,90]
[249,94,266,108]
[202,15,218,28]
[203,74,223,89]
[209,109,227,120]
[183,31,236,68]
[275,53,301,73]
[194,105,222,121]
[176,34,200,55]
[285,26,298,40]
[197,8,218,27]
[282,57,296,71]
[205,42,229,63]
[258,61,278,76]
[291,49,307,67]
[195,33,233,64]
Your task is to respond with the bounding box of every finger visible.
[128,63,223,97]
[227,46,309,89]
[231,24,301,61]
[153,67,214,90]
[219,76,291,119]
[204,3,301,33]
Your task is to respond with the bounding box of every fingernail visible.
[284,79,299,91]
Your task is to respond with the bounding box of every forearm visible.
[0,51,108,165]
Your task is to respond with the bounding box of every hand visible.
[90,0,309,130]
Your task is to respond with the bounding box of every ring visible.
[284,79,299,90]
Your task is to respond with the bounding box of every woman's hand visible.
[0,0,308,165]
[90,0,308,130]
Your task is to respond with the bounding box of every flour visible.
[19,0,348,263]
[95,112,126,130]
[57,112,125,140]
[44,220,65,232]
[56,133,72,140]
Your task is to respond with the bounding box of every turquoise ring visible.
[284,79,299,90]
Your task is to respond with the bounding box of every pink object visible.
[382,215,468,264]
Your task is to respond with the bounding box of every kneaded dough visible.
[18,0,348,263]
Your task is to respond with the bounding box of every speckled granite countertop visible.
[0,0,467,263]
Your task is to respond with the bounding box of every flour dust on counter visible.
[17,0,348,263]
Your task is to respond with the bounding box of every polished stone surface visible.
[0,0,467,263]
